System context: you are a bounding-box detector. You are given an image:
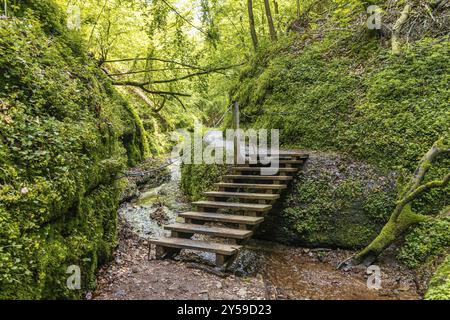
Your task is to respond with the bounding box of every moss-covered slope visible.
[228,30,449,239]
[0,1,148,299]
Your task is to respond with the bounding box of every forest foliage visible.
[0,0,448,299]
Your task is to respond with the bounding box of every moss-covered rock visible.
[180,152,396,248]
[230,23,449,288]
[232,33,449,215]
[257,153,397,248]
[0,1,148,299]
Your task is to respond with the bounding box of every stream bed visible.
[93,159,421,300]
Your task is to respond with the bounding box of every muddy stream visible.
[93,158,421,300]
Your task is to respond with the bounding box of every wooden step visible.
[193,201,272,212]
[149,237,241,256]
[204,191,279,200]
[232,167,298,173]
[243,159,304,165]
[179,211,264,225]
[165,223,253,239]
[246,152,309,158]
[214,182,287,190]
[224,175,293,181]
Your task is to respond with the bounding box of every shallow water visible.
[119,158,188,239]
[119,158,419,300]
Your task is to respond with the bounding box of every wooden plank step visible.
[179,211,264,225]
[149,237,241,256]
[214,182,287,190]
[193,201,272,212]
[165,223,253,239]
[224,175,293,181]
[232,167,298,173]
[242,159,304,165]
[204,191,279,200]
[246,152,309,158]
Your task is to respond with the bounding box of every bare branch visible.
[113,65,241,87]
[138,87,191,97]
[108,67,193,77]
[403,140,450,197]
[103,57,208,71]
[154,97,167,113]
[401,173,450,207]
[172,95,187,111]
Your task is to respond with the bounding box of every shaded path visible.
[93,222,419,300]
[92,157,420,300]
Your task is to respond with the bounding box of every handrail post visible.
[232,101,240,164]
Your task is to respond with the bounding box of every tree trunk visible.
[339,138,450,269]
[297,0,301,18]
[392,3,412,55]
[273,0,279,15]
[345,205,429,267]
[247,0,258,50]
[264,0,278,41]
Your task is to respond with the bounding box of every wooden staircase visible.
[149,151,309,268]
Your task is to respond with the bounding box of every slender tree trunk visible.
[264,0,277,41]
[392,3,412,55]
[339,139,450,269]
[297,0,301,18]
[247,0,259,50]
[273,0,279,14]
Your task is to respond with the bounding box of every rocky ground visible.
[92,157,421,301]
[92,218,420,300]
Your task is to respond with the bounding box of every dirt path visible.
[92,158,421,300]
[92,219,420,300]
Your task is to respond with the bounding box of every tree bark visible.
[392,3,412,55]
[273,0,279,15]
[247,0,259,50]
[264,0,278,41]
[339,138,450,268]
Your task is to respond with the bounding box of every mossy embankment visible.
[182,33,449,247]
[0,1,149,299]
[181,3,449,298]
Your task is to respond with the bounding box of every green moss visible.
[233,33,449,215]
[398,217,450,269]
[181,162,228,201]
[0,1,149,299]
[268,171,396,248]
[425,255,450,300]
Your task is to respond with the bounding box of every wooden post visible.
[232,101,240,165]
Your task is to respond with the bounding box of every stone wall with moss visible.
[0,1,148,299]
[257,153,397,248]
